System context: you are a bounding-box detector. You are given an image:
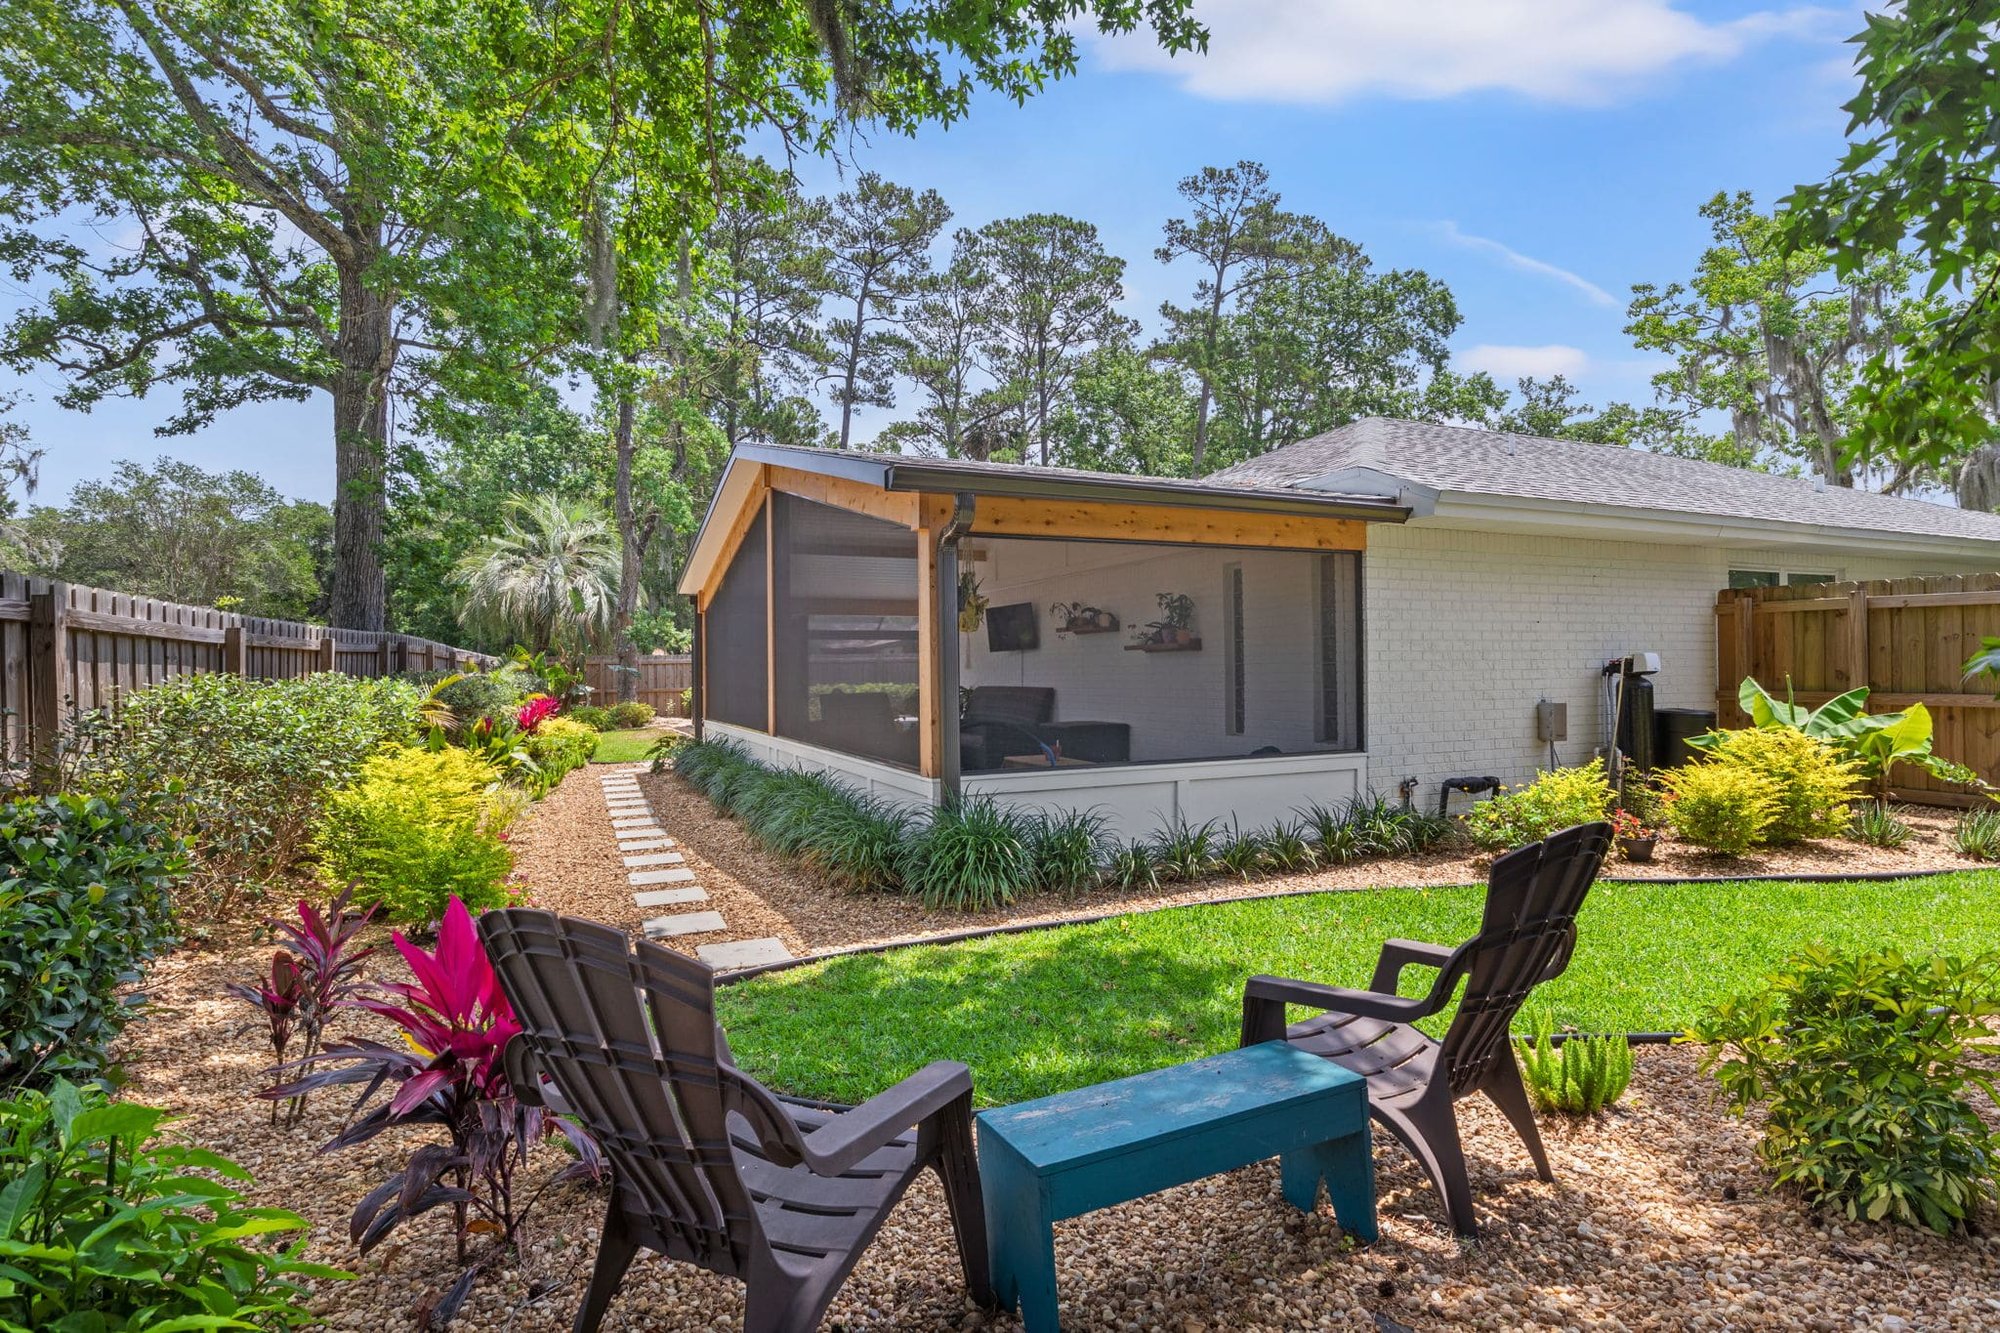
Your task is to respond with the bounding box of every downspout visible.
[689,602,704,743]
[936,493,976,802]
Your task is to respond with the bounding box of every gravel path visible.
[118,932,2000,1330]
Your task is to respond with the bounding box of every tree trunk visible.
[612,386,640,704]
[328,279,391,630]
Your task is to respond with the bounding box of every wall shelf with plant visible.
[1127,592,1199,651]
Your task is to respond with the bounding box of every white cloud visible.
[1460,344,1593,380]
[1093,0,1838,106]
[1433,221,1619,308]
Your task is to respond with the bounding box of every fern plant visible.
[1514,1009,1634,1115]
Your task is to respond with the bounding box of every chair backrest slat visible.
[1440,821,1610,1094]
[478,909,779,1277]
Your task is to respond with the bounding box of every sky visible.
[3,0,1867,506]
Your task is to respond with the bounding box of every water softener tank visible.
[1617,673,1656,772]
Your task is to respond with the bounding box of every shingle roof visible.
[1206,416,2000,545]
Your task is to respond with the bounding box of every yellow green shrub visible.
[312,746,514,925]
[524,717,597,795]
[1663,762,1779,854]
[1702,726,1860,844]
[1463,759,1613,851]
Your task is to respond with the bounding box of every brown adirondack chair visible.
[476,909,994,1333]
[1239,821,1611,1237]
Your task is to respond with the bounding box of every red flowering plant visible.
[228,885,376,1125]
[515,695,559,734]
[1610,808,1656,840]
[268,896,602,1324]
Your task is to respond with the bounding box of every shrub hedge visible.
[0,795,183,1090]
[86,673,420,914]
[1463,760,1612,851]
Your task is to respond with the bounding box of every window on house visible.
[1729,569,1836,589]
[1224,563,1245,736]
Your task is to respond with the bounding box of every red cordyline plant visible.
[515,695,559,733]
[229,885,376,1125]
[269,896,603,1326]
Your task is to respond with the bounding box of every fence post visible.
[376,640,390,677]
[318,634,337,673]
[1843,585,1870,692]
[223,625,248,677]
[27,588,68,778]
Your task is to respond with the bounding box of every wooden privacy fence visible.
[0,573,496,767]
[582,654,692,716]
[1715,572,2000,806]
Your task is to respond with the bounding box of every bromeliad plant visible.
[229,886,376,1125]
[271,897,603,1324]
[515,694,560,734]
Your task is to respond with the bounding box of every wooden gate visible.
[1715,573,2000,806]
[582,654,692,716]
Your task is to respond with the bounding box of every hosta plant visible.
[1688,946,2000,1234]
[1515,1010,1634,1115]
[272,898,603,1325]
[0,1079,344,1330]
[228,886,376,1125]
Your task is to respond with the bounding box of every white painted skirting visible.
[965,750,1367,842]
[701,723,1367,842]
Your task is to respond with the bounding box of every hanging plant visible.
[958,571,988,633]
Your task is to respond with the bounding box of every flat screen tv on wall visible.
[986,602,1039,652]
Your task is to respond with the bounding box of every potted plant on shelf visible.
[1157,592,1196,645]
[1611,807,1658,862]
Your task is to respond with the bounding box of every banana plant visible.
[1695,676,1978,796]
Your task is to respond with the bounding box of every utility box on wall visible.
[1535,699,1568,743]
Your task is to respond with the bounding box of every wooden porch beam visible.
[966,496,1369,550]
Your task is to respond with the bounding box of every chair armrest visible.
[798,1060,974,1178]
[502,1034,568,1113]
[1369,939,1454,995]
[1240,974,1434,1046]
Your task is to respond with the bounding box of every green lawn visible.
[716,870,2000,1107]
[591,729,660,764]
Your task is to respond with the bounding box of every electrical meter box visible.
[1535,699,1568,742]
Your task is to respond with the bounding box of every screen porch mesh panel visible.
[703,508,768,730]
[957,538,1364,772]
[770,493,921,770]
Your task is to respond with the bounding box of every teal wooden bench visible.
[975,1043,1375,1333]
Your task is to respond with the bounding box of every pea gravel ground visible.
[110,764,2000,1330]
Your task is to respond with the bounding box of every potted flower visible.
[1611,807,1658,862]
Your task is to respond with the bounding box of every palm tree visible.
[451,495,622,656]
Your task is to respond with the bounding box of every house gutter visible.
[724,442,1409,524]
[935,493,975,802]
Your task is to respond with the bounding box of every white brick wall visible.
[1362,522,1994,804]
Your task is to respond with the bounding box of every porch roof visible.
[679,443,1409,598]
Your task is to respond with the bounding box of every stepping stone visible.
[611,820,662,832]
[629,867,696,886]
[643,910,727,938]
[624,851,685,868]
[698,938,793,969]
[601,787,642,797]
[604,794,647,804]
[634,886,708,908]
[618,838,677,852]
[606,803,651,814]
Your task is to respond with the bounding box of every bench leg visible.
[982,1154,1062,1333]
[1280,1128,1377,1244]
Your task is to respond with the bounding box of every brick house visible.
[678,418,2000,839]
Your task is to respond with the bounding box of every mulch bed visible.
[105,766,2000,1329]
[118,932,2000,1330]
